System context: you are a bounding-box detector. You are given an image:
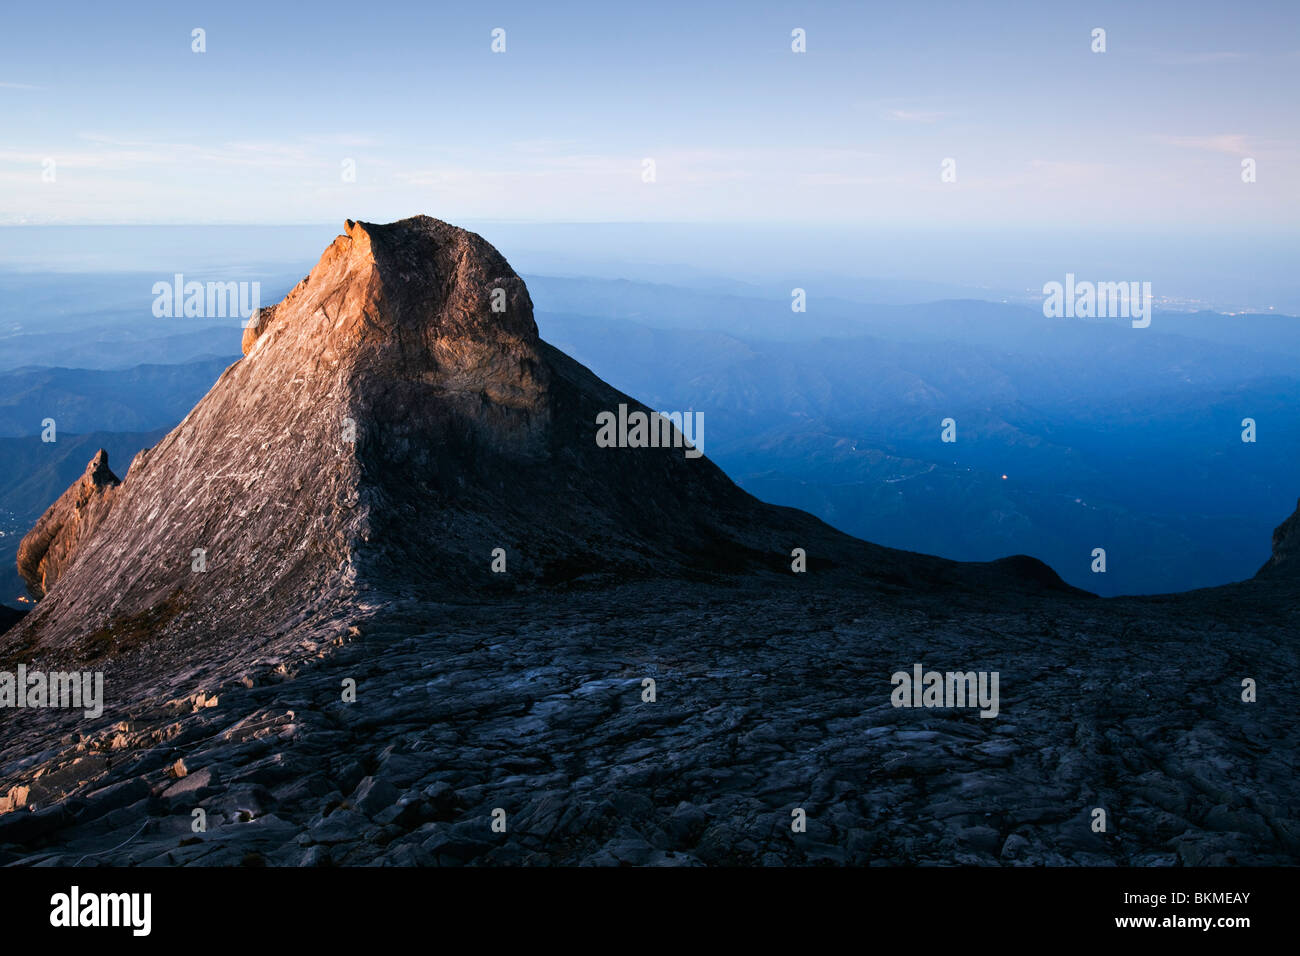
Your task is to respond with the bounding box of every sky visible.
[1,0,1298,230]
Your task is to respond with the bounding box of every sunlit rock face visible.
[17,450,120,600]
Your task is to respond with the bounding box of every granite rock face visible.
[7,217,560,672]
[16,450,120,600]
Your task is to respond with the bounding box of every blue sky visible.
[1,0,1297,228]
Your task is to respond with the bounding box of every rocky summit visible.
[16,449,120,601]
[0,217,1296,867]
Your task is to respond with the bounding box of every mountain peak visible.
[242,215,539,356]
[8,217,1081,675]
[239,215,549,454]
[16,449,120,600]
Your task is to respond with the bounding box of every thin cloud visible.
[0,134,343,171]
[305,133,379,148]
[1156,133,1251,154]
[886,109,947,123]
[1150,50,1243,66]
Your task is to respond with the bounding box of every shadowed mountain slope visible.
[1258,498,1300,577]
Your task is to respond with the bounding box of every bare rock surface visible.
[0,578,1295,866]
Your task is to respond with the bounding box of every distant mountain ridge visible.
[0,358,236,436]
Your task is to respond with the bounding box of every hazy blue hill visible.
[0,358,236,436]
[525,275,875,340]
[1112,310,1300,358]
[0,267,297,370]
[0,327,241,371]
[537,306,1299,596]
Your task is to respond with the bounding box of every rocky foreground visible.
[1,574,1295,867]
